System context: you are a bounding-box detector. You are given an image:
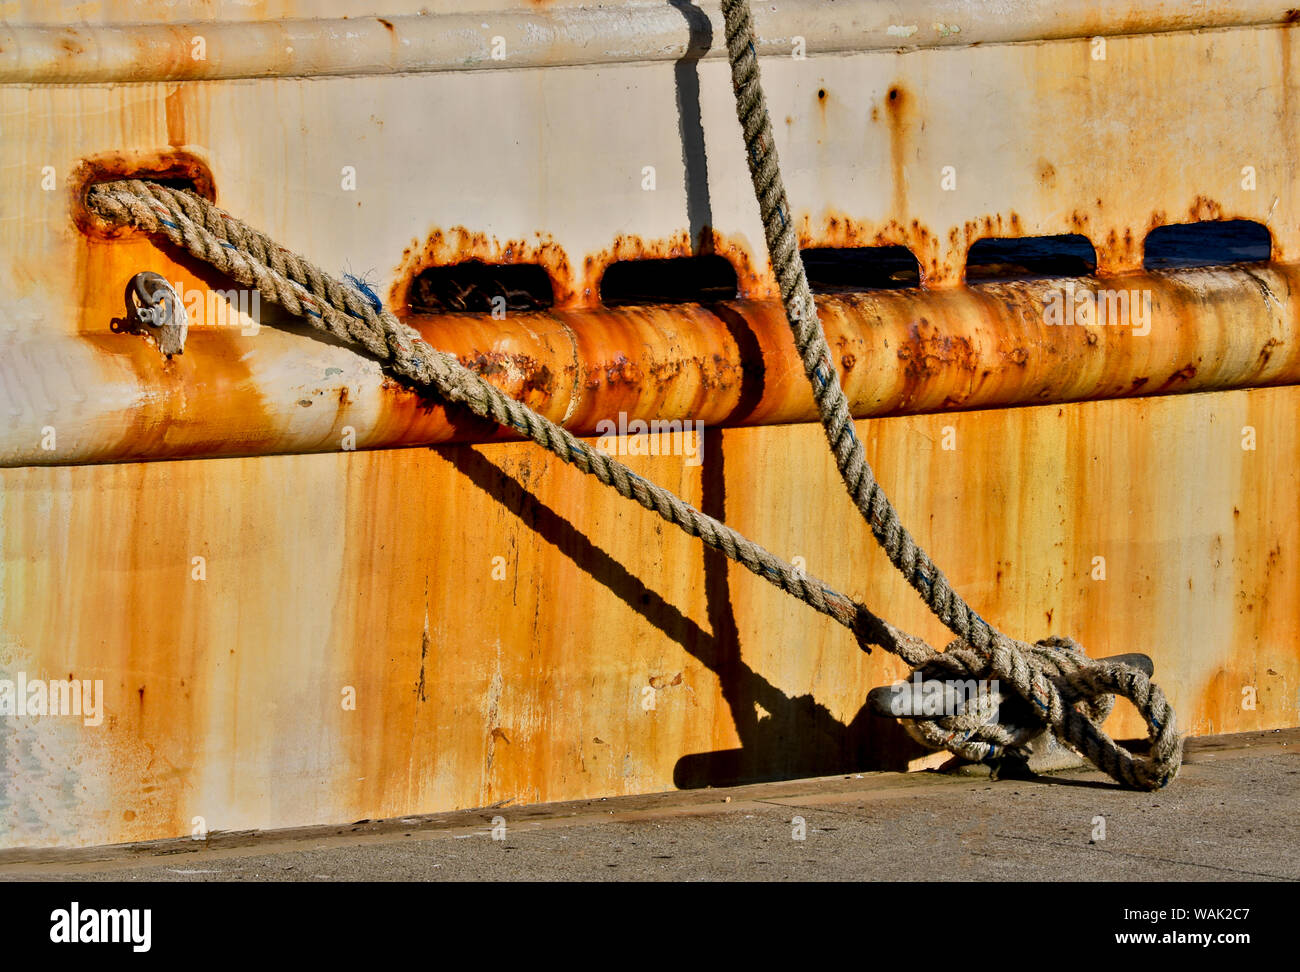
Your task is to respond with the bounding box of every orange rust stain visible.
[361,311,584,449]
[1255,336,1284,372]
[376,16,402,58]
[1,375,1294,842]
[1282,24,1294,140]
[794,210,936,285]
[1186,196,1226,222]
[883,83,910,224]
[390,227,577,311]
[55,458,221,842]
[69,149,216,240]
[1096,225,1141,276]
[1155,362,1199,391]
[559,303,746,430]
[164,85,189,147]
[1129,196,1243,269]
[464,349,556,399]
[77,329,273,460]
[1145,197,1228,236]
[414,313,574,409]
[1064,210,1092,239]
[1197,668,1239,736]
[580,228,766,304]
[959,212,1025,251]
[951,213,1027,284]
[893,315,982,410]
[69,221,277,460]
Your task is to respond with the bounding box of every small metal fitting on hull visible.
[126,270,188,356]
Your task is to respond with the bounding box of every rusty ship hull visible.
[0,0,1297,849]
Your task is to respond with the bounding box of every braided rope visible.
[86,159,1179,788]
[87,180,928,665]
[719,0,1180,787]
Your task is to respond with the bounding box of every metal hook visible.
[127,271,188,355]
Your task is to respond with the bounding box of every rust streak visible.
[390,227,577,312]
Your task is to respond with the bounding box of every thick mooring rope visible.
[86,30,1181,788]
[717,0,1179,788]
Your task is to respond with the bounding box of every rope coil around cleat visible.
[718,0,1180,787]
[85,14,1181,788]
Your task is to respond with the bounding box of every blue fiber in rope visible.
[344,273,384,313]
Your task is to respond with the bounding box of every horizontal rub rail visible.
[3,264,1298,467]
[1,1,1298,84]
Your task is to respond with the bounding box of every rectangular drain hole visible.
[1143,220,1271,270]
[800,246,920,292]
[408,261,555,313]
[966,234,1097,282]
[599,255,737,306]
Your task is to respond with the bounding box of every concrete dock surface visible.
[1,729,1295,882]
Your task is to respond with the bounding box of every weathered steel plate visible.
[0,2,1297,847]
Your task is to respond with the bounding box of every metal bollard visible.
[867,653,1157,778]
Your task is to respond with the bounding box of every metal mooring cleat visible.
[867,652,1157,779]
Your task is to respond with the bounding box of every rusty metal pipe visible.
[1,1,1297,85]
[2,265,1296,468]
